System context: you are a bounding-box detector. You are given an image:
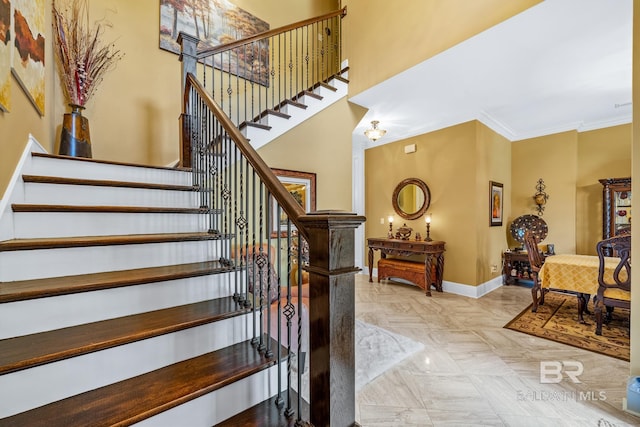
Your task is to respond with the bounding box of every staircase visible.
[0,141,291,425]
[0,7,363,425]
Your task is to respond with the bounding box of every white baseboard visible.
[364,269,504,299]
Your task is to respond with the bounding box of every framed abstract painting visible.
[12,0,45,115]
[0,0,10,112]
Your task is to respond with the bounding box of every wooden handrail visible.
[183,73,307,237]
[196,7,347,59]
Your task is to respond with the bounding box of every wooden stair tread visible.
[0,232,223,252]
[32,152,191,173]
[0,297,248,375]
[217,394,309,427]
[282,99,307,110]
[0,260,231,303]
[0,339,279,426]
[243,121,272,131]
[12,204,213,214]
[22,175,196,192]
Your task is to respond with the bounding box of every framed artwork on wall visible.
[271,168,316,234]
[0,0,11,112]
[159,0,270,86]
[11,0,45,115]
[490,181,503,226]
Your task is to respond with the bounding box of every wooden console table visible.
[367,237,446,296]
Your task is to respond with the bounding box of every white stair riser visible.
[13,212,209,238]
[0,315,254,418]
[0,240,222,281]
[23,182,199,208]
[135,363,286,426]
[0,273,241,339]
[29,156,192,186]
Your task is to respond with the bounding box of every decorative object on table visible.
[11,0,46,115]
[387,215,394,239]
[364,120,387,142]
[52,0,124,158]
[504,292,629,361]
[489,181,503,226]
[424,213,432,242]
[414,232,421,241]
[532,178,549,216]
[395,224,412,240]
[392,178,431,220]
[546,243,555,255]
[510,214,548,247]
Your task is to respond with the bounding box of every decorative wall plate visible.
[510,214,548,243]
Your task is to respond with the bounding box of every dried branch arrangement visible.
[52,0,123,107]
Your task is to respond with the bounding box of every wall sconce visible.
[364,120,387,142]
[533,178,549,216]
[424,213,433,242]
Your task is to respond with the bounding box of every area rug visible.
[504,292,629,361]
[294,320,424,400]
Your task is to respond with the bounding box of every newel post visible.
[299,211,366,427]
[177,32,199,168]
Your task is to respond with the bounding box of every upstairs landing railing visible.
[178,7,346,158]
[178,9,365,427]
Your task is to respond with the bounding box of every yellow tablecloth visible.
[539,254,630,301]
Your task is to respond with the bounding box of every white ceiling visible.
[349,0,633,148]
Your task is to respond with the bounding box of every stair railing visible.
[181,71,364,426]
[178,7,346,150]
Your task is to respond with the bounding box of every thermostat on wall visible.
[404,144,416,154]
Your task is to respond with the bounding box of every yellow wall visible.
[365,121,512,286]
[511,132,578,254]
[510,126,631,257]
[257,97,365,211]
[576,125,632,255]
[341,0,542,97]
[0,0,337,199]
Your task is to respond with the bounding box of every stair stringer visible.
[0,134,47,242]
[242,75,348,151]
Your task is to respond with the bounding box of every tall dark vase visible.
[59,104,92,158]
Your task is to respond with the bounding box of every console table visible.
[367,237,446,296]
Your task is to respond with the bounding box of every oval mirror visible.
[392,178,431,220]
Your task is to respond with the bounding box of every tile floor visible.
[354,274,640,427]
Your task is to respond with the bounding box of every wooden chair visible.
[595,234,631,336]
[524,230,547,312]
[526,230,591,321]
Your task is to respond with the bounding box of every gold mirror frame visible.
[392,178,431,220]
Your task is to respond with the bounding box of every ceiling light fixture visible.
[364,120,387,142]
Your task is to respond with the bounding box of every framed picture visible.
[271,168,316,234]
[11,0,45,115]
[159,0,270,86]
[490,181,503,226]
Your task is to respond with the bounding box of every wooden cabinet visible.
[600,177,631,239]
[502,250,548,286]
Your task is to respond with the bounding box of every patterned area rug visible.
[295,320,424,400]
[504,292,629,361]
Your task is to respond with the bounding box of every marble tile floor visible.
[354,274,640,427]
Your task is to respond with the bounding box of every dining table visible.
[535,253,629,322]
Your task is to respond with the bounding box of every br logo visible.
[540,361,584,384]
